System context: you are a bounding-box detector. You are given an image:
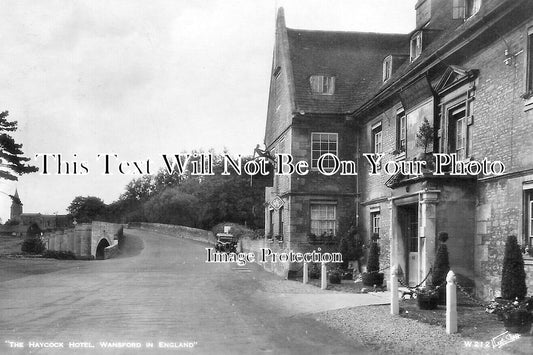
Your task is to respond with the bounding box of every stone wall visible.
[44,222,122,259]
[90,222,123,257]
[104,241,119,259]
[458,19,533,300]
[475,174,533,300]
[131,222,215,245]
[0,224,27,236]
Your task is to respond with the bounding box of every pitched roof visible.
[354,0,524,116]
[286,28,409,114]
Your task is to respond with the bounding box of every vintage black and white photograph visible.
[1,0,533,353]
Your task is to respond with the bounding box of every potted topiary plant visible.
[362,234,384,286]
[501,235,527,300]
[415,117,435,171]
[432,232,450,305]
[495,235,532,333]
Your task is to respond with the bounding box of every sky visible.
[0,0,415,222]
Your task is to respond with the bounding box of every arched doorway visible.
[96,239,110,260]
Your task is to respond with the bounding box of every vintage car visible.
[215,233,238,253]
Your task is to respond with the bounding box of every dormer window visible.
[410,32,422,62]
[310,75,335,95]
[453,0,481,20]
[383,56,392,82]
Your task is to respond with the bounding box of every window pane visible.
[311,133,338,168]
[310,75,334,94]
[310,204,337,235]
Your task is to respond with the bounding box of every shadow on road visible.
[117,231,144,258]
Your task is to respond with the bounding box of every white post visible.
[390,265,399,315]
[303,262,309,284]
[321,262,327,290]
[446,270,457,334]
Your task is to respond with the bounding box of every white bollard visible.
[321,262,327,290]
[303,262,309,284]
[390,265,399,315]
[446,270,458,334]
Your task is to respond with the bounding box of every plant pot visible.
[417,293,439,310]
[328,273,341,284]
[362,272,384,287]
[503,310,533,334]
[342,270,353,280]
[493,297,509,321]
[436,287,446,305]
[309,265,320,279]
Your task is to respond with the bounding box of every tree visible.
[501,235,527,300]
[143,188,199,226]
[362,234,384,286]
[416,117,434,154]
[432,232,450,304]
[432,232,450,287]
[68,196,107,223]
[0,111,38,180]
[338,225,363,269]
[367,235,380,273]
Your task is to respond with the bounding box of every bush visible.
[501,235,527,300]
[367,238,380,273]
[362,237,383,286]
[433,235,450,288]
[338,226,363,269]
[43,250,77,260]
[328,270,342,284]
[309,263,320,279]
[21,238,45,254]
[26,223,42,238]
[432,241,450,304]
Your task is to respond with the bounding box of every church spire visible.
[10,188,23,221]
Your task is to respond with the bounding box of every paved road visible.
[0,229,370,354]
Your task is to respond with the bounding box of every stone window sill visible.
[394,151,406,161]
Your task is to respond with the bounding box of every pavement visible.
[0,228,386,355]
[255,288,390,317]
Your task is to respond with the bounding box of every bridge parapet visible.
[130,222,215,245]
[43,222,122,259]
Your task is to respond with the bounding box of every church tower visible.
[10,189,23,221]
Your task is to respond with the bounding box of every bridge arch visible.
[95,238,110,260]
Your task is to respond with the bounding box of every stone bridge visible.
[44,221,123,259]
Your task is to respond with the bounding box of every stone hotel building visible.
[263,0,533,300]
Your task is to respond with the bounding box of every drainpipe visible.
[355,124,360,227]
